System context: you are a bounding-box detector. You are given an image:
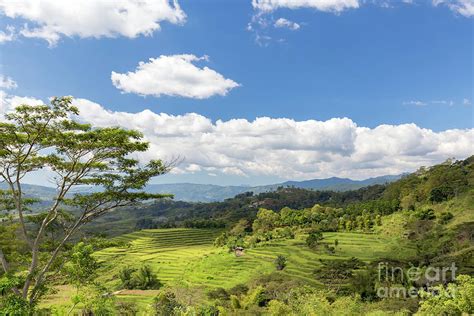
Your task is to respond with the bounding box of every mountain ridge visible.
[1,174,403,203]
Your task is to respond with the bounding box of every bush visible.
[243,286,268,308]
[416,274,474,315]
[306,230,323,249]
[207,287,229,301]
[230,295,241,309]
[228,284,249,297]
[268,300,292,316]
[274,255,287,271]
[438,212,454,224]
[196,304,220,316]
[323,244,335,254]
[116,301,138,315]
[119,265,162,290]
[118,267,136,290]
[153,290,181,315]
[415,208,436,220]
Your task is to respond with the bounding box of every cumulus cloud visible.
[0,90,44,118]
[433,0,474,17]
[0,75,17,89]
[0,0,186,46]
[252,0,360,13]
[274,18,301,30]
[73,98,474,180]
[1,94,472,180]
[111,55,240,99]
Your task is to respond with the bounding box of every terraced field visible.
[94,228,415,290]
[94,228,224,286]
[42,228,416,311]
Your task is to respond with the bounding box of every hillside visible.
[145,175,402,202]
[37,156,474,314]
[5,174,401,204]
[43,228,413,311]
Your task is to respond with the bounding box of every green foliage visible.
[415,208,436,220]
[314,257,365,289]
[153,290,181,315]
[115,301,138,315]
[64,242,99,288]
[206,287,229,301]
[230,295,241,309]
[0,96,171,305]
[306,230,323,249]
[416,274,474,315]
[118,267,136,290]
[438,211,454,224]
[70,284,115,316]
[274,255,287,271]
[252,208,280,233]
[119,265,162,290]
[242,285,267,308]
[0,294,32,316]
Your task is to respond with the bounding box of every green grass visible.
[42,228,416,310]
[93,228,414,290]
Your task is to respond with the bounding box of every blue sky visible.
[0,0,473,186]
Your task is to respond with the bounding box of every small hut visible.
[234,246,245,257]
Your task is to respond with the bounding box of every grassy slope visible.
[94,229,414,289]
[42,192,472,311]
[42,228,412,311]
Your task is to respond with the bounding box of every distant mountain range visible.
[144,174,403,202]
[1,174,403,203]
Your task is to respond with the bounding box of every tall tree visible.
[0,97,171,305]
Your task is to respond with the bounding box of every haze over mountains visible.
[1,175,402,203]
[144,175,402,202]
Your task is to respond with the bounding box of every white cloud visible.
[0,90,44,118]
[0,25,15,42]
[111,55,240,99]
[0,75,17,89]
[433,0,474,17]
[252,0,360,13]
[73,98,474,180]
[274,18,301,30]
[0,0,186,46]
[404,99,472,107]
[1,94,472,180]
[403,100,427,106]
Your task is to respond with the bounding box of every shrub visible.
[274,255,287,271]
[153,290,181,315]
[228,284,249,297]
[306,230,323,249]
[416,274,474,315]
[438,212,454,224]
[230,295,241,309]
[119,265,162,290]
[207,287,229,301]
[323,244,335,254]
[268,300,292,316]
[118,267,136,290]
[196,304,220,316]
[132,265,162,290]
[116,301,138,315]
[243,286,268,308]
[415,208,436,220]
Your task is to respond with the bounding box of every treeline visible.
[87,156,473,238]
